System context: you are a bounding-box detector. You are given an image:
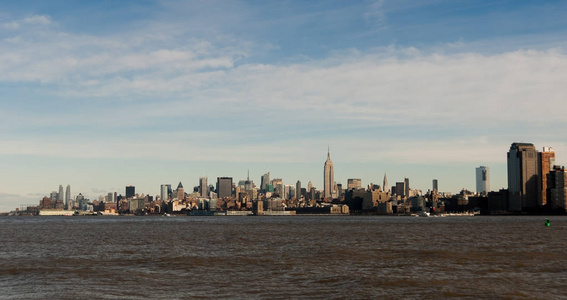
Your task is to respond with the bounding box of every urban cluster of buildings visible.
[8,142,567,216]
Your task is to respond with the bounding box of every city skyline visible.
[2,1,567,212]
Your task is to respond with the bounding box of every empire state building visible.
[324,148,334,199]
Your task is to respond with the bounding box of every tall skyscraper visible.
[50,191,58,202]
[323,148,334,199]
[395,182,406,198]
[58,185,64,202]
[126,186,135,199]
[296,180,301,200]
[539,147,555,206]
[160,184,169,201]
[432,179,438,192]
[476,166,490,195]
[507,142,539,211]
[547,166,567,211]
[217,177,233,198]
[260,172,270,192]
[177,182,184,200]
[271,178,284,197]
[404,177,410,198]
[383,173,389,193]
[244,170,253,191]
[200,177,208,197]
[65,185,71,209]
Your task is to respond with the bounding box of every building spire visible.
[327,145,330,160]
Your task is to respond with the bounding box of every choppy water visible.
[1,215,566,299]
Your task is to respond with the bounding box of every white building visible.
[476,166,490,194]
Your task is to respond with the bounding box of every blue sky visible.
[1,0,567,211]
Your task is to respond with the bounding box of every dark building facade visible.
[216,177,233,198]
[126,185,135,199]
[507,143,539,211]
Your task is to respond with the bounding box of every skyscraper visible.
[160,184,169,201]
[244,170,253,191]
[323,148,334,199]
[271,178,283,197]
[547,166,567,211]
[432,179,438,192]
[65,185,71,210]
[177,182,184,200]
[217,177,233,198]
[395,182,406,198]
[260,172,270,192]
[383,173,389,193]
[58,185,64,202]
[539,147,555,206]
[476,166,490,195]
[404,177,410,198]
[296,180,301,200]
[507,142,539,211]
[200,177,208,197]
[126,186,135,199]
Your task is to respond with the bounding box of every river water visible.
[1,215,566,299]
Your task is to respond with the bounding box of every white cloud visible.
[2,21,20,30]
[1,14,52,31]
[364,0,387,31]
[22,15,52,25]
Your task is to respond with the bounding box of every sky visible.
[1,0,567,212]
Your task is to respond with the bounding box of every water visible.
[1,215,566,299]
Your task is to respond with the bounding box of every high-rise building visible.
[199,177,208,197]
[271,178,283,197]
[285,185,294,200]
[404,177,410,199]
[160,184,169,201]
[383,173,389,193]
[76,193,86,210]
[476,166,490,195]
[347,179,362,190]
[547,165,567,211]
[395,182,406,198]
[539,147,555,206]
[244,170,253,191]
[261,172,270,192]
[126,186,135,199]
[217,177,233,198]
[507,142,539,211]
[50,191,58,202]
[58,185,64,202]
[296,180,301,200]
[177,182,184,200]
[308,181,313,192]
[324,148,334,199]
[107,192,113,203]
[432,179,438,192]
[65,185,71,209]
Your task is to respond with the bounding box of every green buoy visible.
[545,219,550,227]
